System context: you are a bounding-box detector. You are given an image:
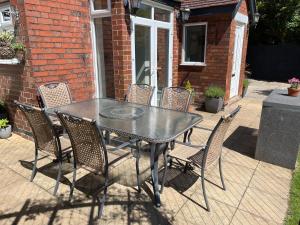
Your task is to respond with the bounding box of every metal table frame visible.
[46,98,203,207]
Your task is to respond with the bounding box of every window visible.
[182,23,207,66]
[0,3,13,32]
[134,2,171,23]
[90,0,111,17]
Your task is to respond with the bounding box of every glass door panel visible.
[134,25,152,86]
[156,28,169,105]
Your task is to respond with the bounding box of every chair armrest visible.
[193,125,214,132]
[174,140,206,149]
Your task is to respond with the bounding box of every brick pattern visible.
[111,0,132,100]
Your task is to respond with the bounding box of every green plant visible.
[204,86,225,98]
[12,42,25,52]
[0,31,14,43]
[184,80,195,96]
[243,79,250,88]
[0,118,9,129]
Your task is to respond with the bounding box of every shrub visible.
[204,86,225,98]
[0,118,9,129]
[243,79,250,88]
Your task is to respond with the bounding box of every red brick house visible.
[0,0,257,136]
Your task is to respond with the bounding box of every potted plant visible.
[287,77,300,97]
[0,118,11,139]
[184,80,195,110]
[204,86,225,113]
[12,42,26,61]
[0,31,14,59]
[242,79,250,97]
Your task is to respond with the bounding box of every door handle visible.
[232,73,235,77]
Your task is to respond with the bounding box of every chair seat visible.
[169,144,205,166]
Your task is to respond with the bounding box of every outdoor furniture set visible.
[15,82,240,218]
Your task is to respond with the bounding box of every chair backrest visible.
[203,106,241,167]
[15,101,60,157]
[126,84,154,106]
[38,82,72,109]
[56,112,107,174]
[160,87,191,112]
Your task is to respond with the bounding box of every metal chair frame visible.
[56,112,142,218]
[15,101,72,196]
[162,106,241,211]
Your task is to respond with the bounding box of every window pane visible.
[94,0,108,10]
[135,4,151,19]
[1,8,11,22]
[154,8,170,22]
[94,17,115,98]
[185,25,206,63]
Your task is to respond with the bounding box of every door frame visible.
[130,1,174,105]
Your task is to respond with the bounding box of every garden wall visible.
[247,44,300,82]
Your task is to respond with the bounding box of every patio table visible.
[46,98,202,207]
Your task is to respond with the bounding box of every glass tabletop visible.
[46,98,203,143]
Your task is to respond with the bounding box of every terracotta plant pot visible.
[288,88,300,97]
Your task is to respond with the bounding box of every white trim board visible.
[234,12,248,24]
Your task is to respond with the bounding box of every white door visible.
[230,23,245,98]
[131,3,173,106]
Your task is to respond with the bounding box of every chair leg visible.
[135,141,141,193]
[98,178,108,219]
[69,166,77,202]
[187,128,193,144]
[30,149,38,182]
[53,160,62,196]
[160,147,168,194]
[219,157,226,191]
[105,131,110,145]
[201,168,210,212]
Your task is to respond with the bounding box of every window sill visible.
[180,62,207,66]
[0,58,20,65]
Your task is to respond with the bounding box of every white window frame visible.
[90,0,111,98]
[181,22,208,66]
[90,0,111,18]
[0,3,13,31]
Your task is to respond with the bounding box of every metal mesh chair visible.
[162,106,241,211]
[56,112,140,218]
[14,101,72,196]
[38,82,73,135]
[160,87,191,112]
[126,84,154,106]
[38,82,72,109]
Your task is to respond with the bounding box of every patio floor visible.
[0,80,292,225]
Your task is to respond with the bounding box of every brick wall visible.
[175,13,233,103]
[111,0,132,100]
[0,0,95,138]
[174,0,250,103]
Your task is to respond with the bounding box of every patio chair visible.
[160,87,191,112]
[56,112,141,218]
[37,82,73,135]
[160,87,192,146]
[14,101,72,196]
[38,82,72,109]
[126,84,154,106]
[161,106,241,211]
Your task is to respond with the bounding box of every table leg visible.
[150,143,161,207]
